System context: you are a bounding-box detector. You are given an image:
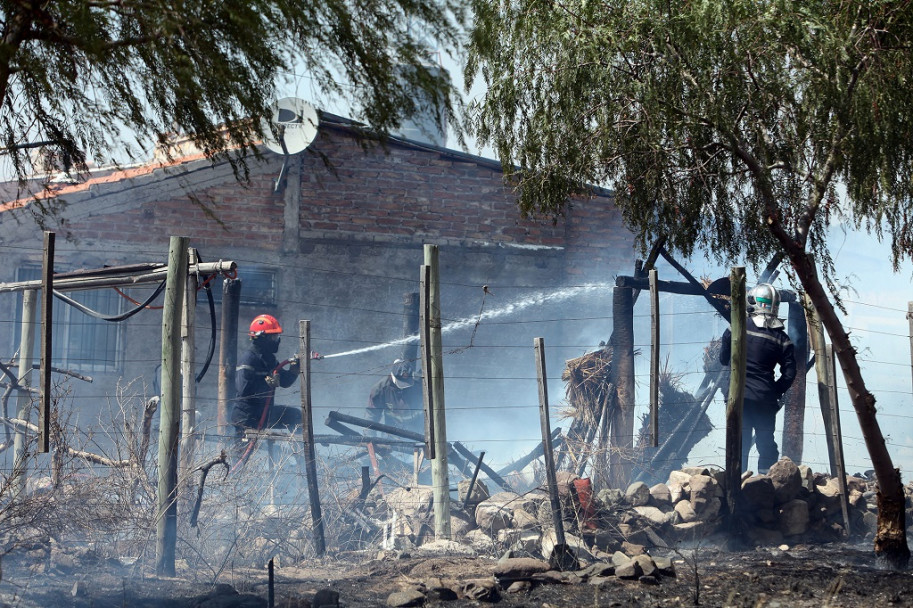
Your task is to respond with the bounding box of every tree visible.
[467,0,912,567]
[0,0,464,219]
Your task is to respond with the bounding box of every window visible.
[205,266,278,307]
[11,267,125,373]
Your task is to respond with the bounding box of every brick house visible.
[0,112,634,468]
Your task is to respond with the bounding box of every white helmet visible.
[390,359,415,389]
[748,283,783,329]
[747,283,779,317]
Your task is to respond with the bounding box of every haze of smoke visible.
[321,282,613,359]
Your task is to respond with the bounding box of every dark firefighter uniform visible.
[719,315,796,473]
[232,344,300,433]
[366,359,423,433]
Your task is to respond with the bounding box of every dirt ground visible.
[0,541,910,607]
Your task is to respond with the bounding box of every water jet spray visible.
[319,282,612,360]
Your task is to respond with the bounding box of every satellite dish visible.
[262,97,318,155]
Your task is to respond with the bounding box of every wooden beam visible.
[0,260,236,294]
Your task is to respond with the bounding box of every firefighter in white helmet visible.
[365,359,423,433]
[719,284,796,474]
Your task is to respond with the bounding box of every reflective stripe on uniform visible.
[746,329,788,345]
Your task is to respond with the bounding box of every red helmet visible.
[249,314,282,337]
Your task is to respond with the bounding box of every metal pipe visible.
[0,261,236,293]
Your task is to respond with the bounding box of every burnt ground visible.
[0,542,910,607]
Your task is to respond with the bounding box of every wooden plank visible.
[452,441,512,492]
[179,248,198,474]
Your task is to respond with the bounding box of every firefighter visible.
[231,314,301,454]
[366,358,423,434]
[719,283,797,474]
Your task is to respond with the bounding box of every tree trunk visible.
[789,250,909,568]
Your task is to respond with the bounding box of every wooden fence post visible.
[424,244,451,539]
[535,337,575,570]
[805,293,838,475]
[180,248,198,474]
[298,320,326,556]
[13,289,37,489]
[725,266,746,528]
[609,286,635,488]
[38,231,54,453]
[217,277,241,440]
[649,269,660,447]
[908,302,913,398]
[825,343,851,536]
[156,235,188,577]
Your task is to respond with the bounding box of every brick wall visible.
[0,122,636,466]
[60,124,628,269]
[297,128,571,249]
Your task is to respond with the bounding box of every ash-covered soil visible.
[1,542,910,607]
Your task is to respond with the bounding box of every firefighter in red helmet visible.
[231,314,301,455]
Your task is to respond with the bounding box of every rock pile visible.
[379,457,908,563]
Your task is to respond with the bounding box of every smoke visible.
[321,283,613,360]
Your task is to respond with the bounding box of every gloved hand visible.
[287,354,300,368]
[264,373,280,388]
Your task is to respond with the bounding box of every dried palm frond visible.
[562,346,614,428]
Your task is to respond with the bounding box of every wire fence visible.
[0,242,911,485]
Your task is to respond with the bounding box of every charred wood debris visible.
[307,249,907,603]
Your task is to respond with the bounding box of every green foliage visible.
[0,0,465,212]
[467,0,913,278]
